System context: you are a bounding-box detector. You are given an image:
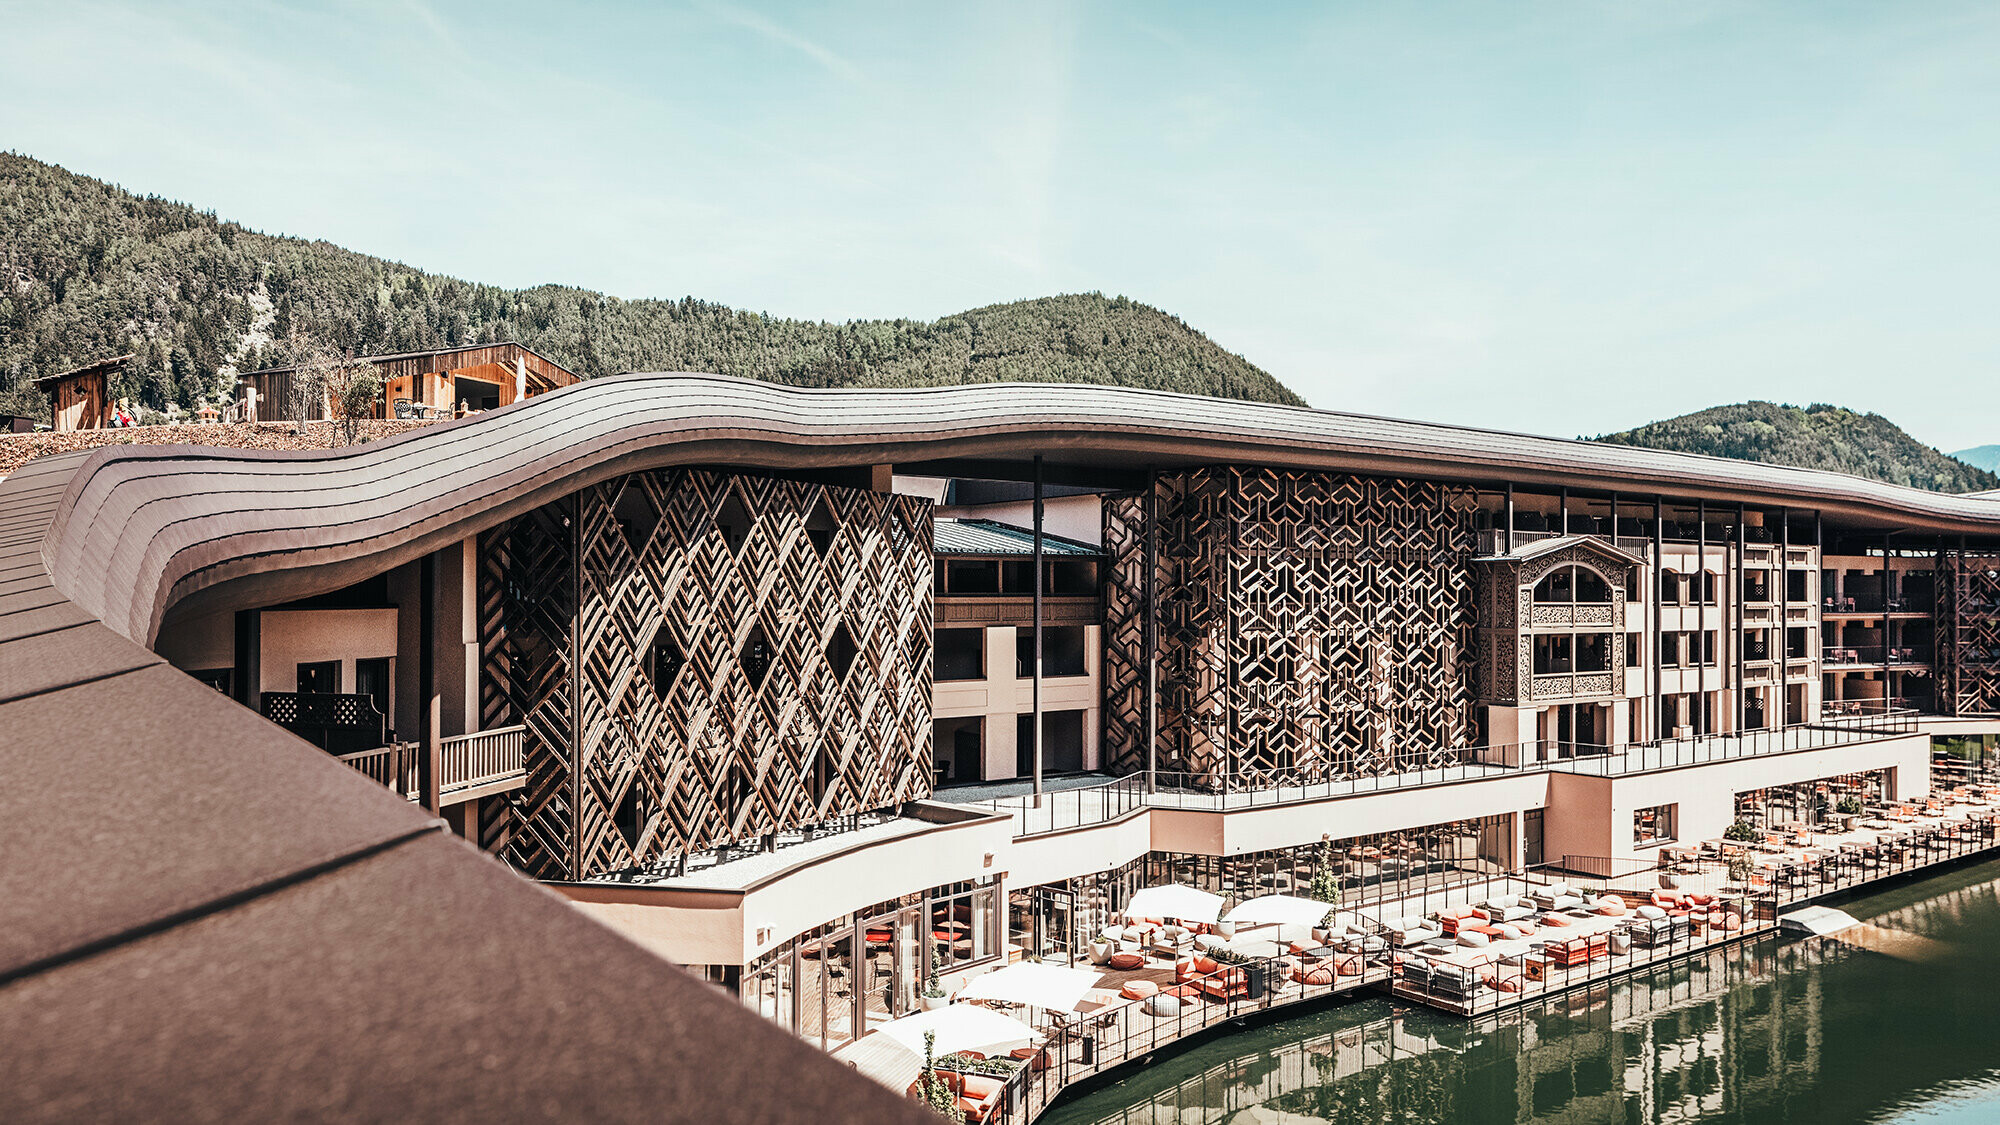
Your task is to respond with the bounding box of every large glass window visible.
[1017,626,1087,678]
[1634,803,1677,846]
[928,880,997,968]
[935,628,985,681]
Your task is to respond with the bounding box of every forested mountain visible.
[0,152,1300,418]
[1593,401,1997,493]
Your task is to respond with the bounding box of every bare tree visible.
[276,333,381,445]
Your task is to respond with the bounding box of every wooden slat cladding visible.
[482,467,933,878]
[1102,467,1478,789]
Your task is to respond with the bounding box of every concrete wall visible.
[257,608,398,700]
[933,624,1101,779]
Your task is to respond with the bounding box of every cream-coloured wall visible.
[1600,732,1933,864]
[933,624,1102,779]
[559,810,1018,965]
[1544,773,1615,863]
[1150,772,1551,858]
[257,608,398,699]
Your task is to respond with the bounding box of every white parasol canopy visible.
[1222,894,1338,928]
[954,961,1104,1014]
[873,1004,1040,1058]
[1125,883,1225,923]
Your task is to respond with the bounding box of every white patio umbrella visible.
[873,1004,1039,1058]
[954,961,1104,1014]
[1222,894,1338,928]
[1125,883,1225,923]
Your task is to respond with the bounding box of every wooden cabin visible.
[35,354,131,432]
[237,342,582,422]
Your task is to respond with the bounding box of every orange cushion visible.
[1121,980,1159,1000]
[960,1075,1004,1100]
[1294,963,1335,985]
[1335,954,1365,976]
[1106,951,1146,971]
[1193,955,1220,974]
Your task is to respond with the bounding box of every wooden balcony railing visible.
[334,725,526,802]
[441,725,526,795]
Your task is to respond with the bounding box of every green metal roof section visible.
[932,518,1102,557]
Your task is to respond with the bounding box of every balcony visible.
[336,725,527,804]
[1825,595,1934,616]
[1822,646,1932,667]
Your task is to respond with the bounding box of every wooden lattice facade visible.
[1936,548,2000,716]
[1103,468,1479,789]
[480,469,934,880]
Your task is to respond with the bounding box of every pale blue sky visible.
[5,1,1999,448]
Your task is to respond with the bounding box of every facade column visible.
[418,549,442,814]
[1143,468,1159,792]
[1031,454,1044,807]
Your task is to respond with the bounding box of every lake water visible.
[1045,858,2000,1125]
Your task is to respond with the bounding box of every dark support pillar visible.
[1697,499,1707,734]
[419,549,442,815]
[1779,508,1790,730]
[1884,528,1896,705]
[1143,468,1159,793]
[1734,503,1746,732]
[232,608,261,713]
[1653,497,1664,738]
[1032,454,1044,808]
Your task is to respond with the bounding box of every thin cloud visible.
[691,0,864,84]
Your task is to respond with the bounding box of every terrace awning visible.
[1222,894,1337,928]
[874,1005,1039,1059]
[1125,883,1224,923]
[954,962,1102,1014]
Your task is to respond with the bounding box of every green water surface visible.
[1044,859,2000,1125]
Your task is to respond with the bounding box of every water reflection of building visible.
[1058,935,1859,1125]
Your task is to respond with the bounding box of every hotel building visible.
[5,373,1998,1114]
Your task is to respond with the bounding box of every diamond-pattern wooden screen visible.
[1104,468,1477,790]
[1936,549,2000,716]
[481,469,933,880]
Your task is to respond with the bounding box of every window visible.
[942,559,999,595]
[354,657,390,719]
[1700,571,1718,604]
[1626,635,1642,668]
[1533,565,1613,604]
[297,661,339,694]
[1533,634,1573,674]
[930,880,998,966]
[935,629,985,681]
[1634,803,1678,846]
[1701,631,1718,665]
[1659,570,1682,605]
[1576,633,1612,672]
[1016,626,1086,678]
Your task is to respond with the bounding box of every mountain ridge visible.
[1592,401,1997,494]
[0,152,1302,418]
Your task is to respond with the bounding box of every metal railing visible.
[1823,645,1932,666]
[337,743,413,795]
[970,947,1395,1125]
[1769,809,2000,906]
[965,774,1150,837]
[1824,595,1933,615]
[1147,757,1519,810]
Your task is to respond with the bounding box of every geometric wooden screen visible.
[1104,468,1477,790]
[481,469,934,880]
[1935,548,2000,716]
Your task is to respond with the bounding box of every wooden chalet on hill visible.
[34,353,133,432]
[237,342,582,422]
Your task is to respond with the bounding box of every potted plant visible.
[1835,796,1863,832]
[1724,819,1760,844]
[1725,854,1755,893]
[920,947,949,1011]
[1307,834,1344,943]
[916,1031,959,1119]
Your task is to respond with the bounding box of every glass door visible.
[1033,886,1075,964]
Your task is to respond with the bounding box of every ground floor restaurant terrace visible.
[810,773,2000,1124]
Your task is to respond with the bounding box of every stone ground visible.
[0,419,444,479]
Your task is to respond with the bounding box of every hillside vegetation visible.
[0,152,1300,418]
[1593,401,1997,493]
